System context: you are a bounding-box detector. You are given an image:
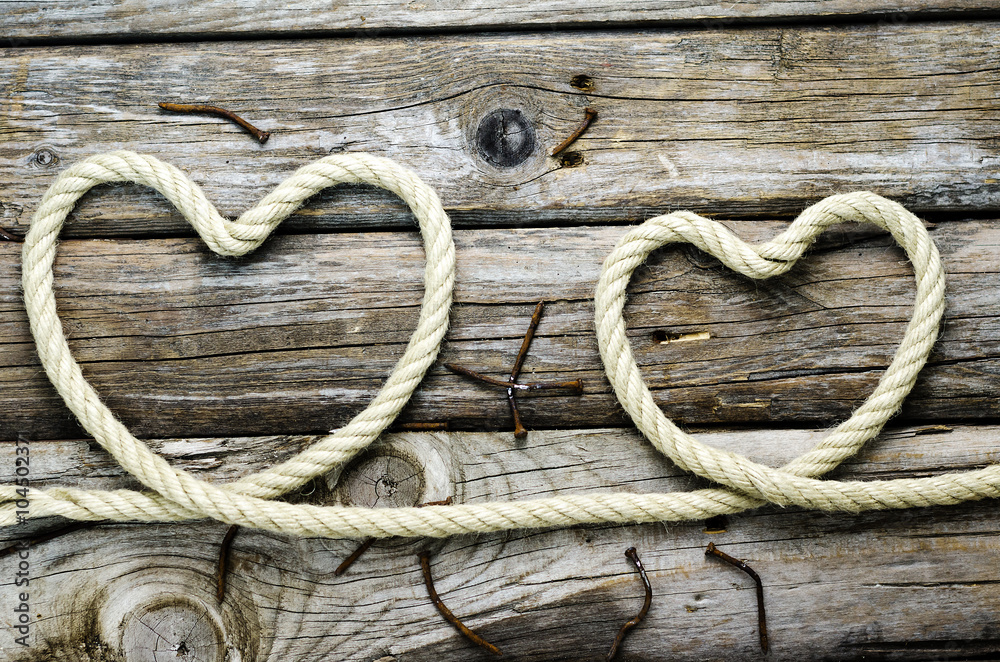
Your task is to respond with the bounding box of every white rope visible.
[7,151,1000,539]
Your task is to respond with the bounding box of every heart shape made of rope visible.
[594,192,980,515]
[14,151,457,533]
[6,152,1000,538]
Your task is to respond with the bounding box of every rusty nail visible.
[158,102,271,144]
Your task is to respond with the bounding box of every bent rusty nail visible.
[0,228,24,242]
[606,546,652,661]
[334,537,375,577]
[420,549,502,657]
[706,542,768,653]
[551,107,598,156]
[158,102,270,144]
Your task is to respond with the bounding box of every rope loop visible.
[595,192,948,512]
[6,152,1000,538]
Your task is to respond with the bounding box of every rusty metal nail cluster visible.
[445,301,583,439]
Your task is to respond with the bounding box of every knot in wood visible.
[32,147,58,168]
[476,108,536,168]
[337,450,425,508]
[121,599,224,662]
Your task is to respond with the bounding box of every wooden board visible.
[2,219,998,440]
[4,7,1000,661]
[2,22,1000,237]
[3,1,997,42]
[3,424,999,661]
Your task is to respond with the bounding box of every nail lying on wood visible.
[335,497,453,576]
[420,497,455,508]
[511,301,544,379]
[551,107,598,156]
[158,102,271,144]
[395,421,451,431]
[507,301,542,437]
[420,549,502,657]
[706,542,768,653]
[216,524,240,603]
[0,228,24,242]
[606,546,652,661]
[445,301,583,439]
[334,537,375,577]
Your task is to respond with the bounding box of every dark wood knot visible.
[32,148,59,168]
[476,109,536,168]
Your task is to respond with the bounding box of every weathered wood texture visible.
[4,9,1000,662]
[2,1,996,42]
[2,22,1000,236]
[2,219,998,440]
[3,424,999,661]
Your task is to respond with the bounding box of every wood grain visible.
[1,219,998,440]
[3,1,996,42]
[3,424,1000,661]
[4,9,1000,660]
[2,22,1000,237]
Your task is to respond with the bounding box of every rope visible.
[6,151,1000,539]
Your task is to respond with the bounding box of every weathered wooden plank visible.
[2,1,994,42]
[2,22,999,237]
[3,424,1000,661]
[1,219,998,440]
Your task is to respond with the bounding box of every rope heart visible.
[5,151,1000,538]
[595,192,984,514]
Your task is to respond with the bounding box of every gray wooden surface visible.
[3,1,996,41]
[2,4,1000,661]
[1,22,999,236]
[3,425,1000,661]
[1,220,999,441]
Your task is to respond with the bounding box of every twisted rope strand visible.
[7,151,998,539]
